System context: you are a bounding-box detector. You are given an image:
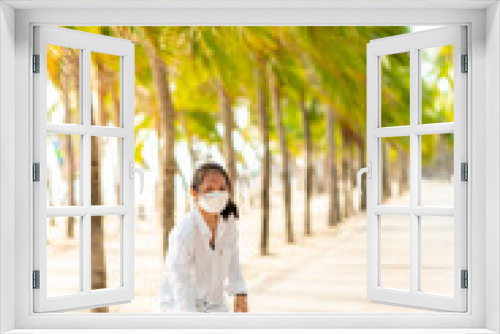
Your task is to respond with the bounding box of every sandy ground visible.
[45,179,454,313]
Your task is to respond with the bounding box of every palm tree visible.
[255,52,271,255]
[269,67,294,243]
[327,105,341,225]
[218,81,237,198]
[46,45,79,238]
[299,90,313,235]
[132,27,177,257]
[171,26,248,204]
[62,48,78,238]
[90,52,110,313]
[233,26,279,255]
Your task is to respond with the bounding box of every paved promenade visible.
[235,187,433,313]
[52,180,452,313]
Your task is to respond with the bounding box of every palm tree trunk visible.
[183,115,197,169]
[61,50,77,239]
[350,139,357,213]
[402,149,409,193]
[343,135,351,218]
[320,154,327,194]
[90,62,108,313]
[152,55,176,258]
[155,111,163,221]
[256,55,270,256]
[299,92,312,236]
[317,154,326,193]
[339,131,345,219]
[397,146,405,196]
[218,81,237,200]
[112,78,121,204]
[130,27,176,258]
[270,71,294,243]
[186,132,196,168]
[184,121,195,212]
[327,105,340,226]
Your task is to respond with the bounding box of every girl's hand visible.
[234,294,248,312]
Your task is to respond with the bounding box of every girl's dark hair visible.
[190,161,239,220]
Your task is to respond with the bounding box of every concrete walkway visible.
[51,180,452,313]
[235,182,451,313]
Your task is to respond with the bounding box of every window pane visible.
[47,133,80,207]
[47,216,81,296]
[381,52,410,127]
[91,136,121,206]
[421,45,454,124]
[380,215,410,291]
[381,136,410,205]
[91,215,121,290]
[46,45,80,124]
[420,216,454,295]
[91,51,121,127]
[421,133,454,206]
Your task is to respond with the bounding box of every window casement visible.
[33,25,139,312]
[362,25,468,312]
[30,22,470,316]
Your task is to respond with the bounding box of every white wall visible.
[485,2,500,333]
[0,1,16,333]
[5,4,493,331]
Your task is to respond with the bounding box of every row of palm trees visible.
[48,25,453,312]
[105,26,412,258]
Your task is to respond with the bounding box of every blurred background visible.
[44,25,455,313]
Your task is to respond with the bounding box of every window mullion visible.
[122,52,135,294]
[34,30,49,310]
[453,26,468,305]
[410,47,419,295]
[82,47,91,295]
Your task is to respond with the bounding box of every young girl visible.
[157,161,248,313]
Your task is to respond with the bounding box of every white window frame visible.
[32,25,136,313]
[365,25,467,312]
[0,1,498,333]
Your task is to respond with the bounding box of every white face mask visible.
[198,191,229,214]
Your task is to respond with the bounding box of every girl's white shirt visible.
[157,204,247,313]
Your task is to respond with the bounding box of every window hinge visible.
[33,54,40,73]
[33,270,40,289]
[461,162,468,181]
[461,54,468,73]
[33,163,40,182]
[461,269,468,289]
